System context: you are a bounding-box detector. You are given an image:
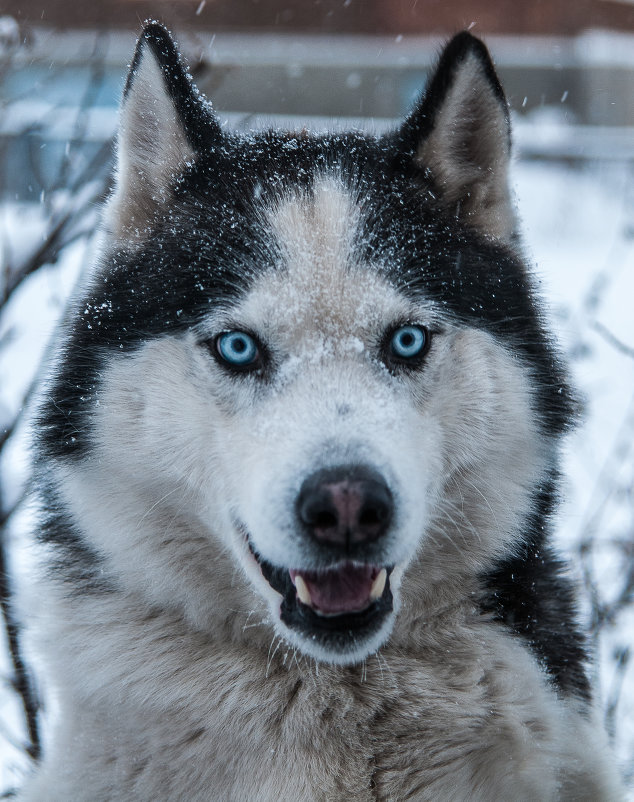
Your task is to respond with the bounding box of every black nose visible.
[297,465,393,548]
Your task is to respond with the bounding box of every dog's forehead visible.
[237,177,411,341]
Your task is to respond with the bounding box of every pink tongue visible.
[290,563,378,615]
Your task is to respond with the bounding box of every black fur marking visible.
[36,475,113,593]
[38,161,282,460]
[355,162,577,437]
[481,477,591,700]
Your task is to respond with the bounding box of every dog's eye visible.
[215,331,260,369]
[389,325,429,361]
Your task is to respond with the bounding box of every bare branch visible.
[0,504,39,760]
[591,320,634,360]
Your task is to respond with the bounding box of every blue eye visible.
[390,325,428,360]
[216,331,259,368]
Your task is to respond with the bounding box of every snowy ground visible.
[0,154,633,794]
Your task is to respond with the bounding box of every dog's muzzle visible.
[246,464,396,658]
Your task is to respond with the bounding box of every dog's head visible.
[43,25,573,665]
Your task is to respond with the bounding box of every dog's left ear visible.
[106,22,221,242]
[400,32,513,242]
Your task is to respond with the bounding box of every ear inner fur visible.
[401,32,514,242]
[105,23,220,243]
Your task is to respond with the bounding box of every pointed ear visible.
[105,22,221,242]
[400,32,514,242]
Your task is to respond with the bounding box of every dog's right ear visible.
[397,32,514,242]
[105,22,221,243]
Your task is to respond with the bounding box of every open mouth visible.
[246,538,394,653]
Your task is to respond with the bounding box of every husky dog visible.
[20,23,622,801]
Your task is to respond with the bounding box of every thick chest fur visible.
[22,593,614,802]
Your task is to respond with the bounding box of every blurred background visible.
[0,0,633,796]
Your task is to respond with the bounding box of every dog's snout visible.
[297,465,393,548]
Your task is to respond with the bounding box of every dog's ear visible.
[105,22,221,242]
[400,32,513,242]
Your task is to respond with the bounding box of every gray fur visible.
[22,580,619,801]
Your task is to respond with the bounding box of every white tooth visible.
[295,575,312,606]
[370,568,387,601]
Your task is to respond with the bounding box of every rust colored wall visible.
[4,0,634,34]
